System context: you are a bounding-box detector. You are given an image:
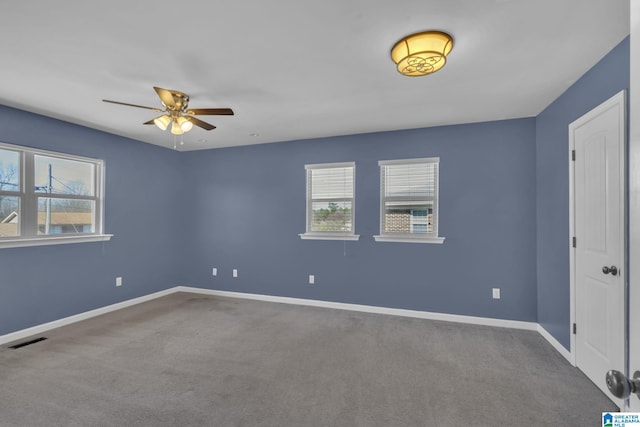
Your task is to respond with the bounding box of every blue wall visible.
[182,118,539,321]
[535,37,630,349]
[0,107,186,335]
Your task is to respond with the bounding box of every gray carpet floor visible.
[0,292,617,426]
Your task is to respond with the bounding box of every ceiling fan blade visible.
[186,108,234,116]
[187,116,216,131]
[154,86,177,108]
[143,119,155,125]
[102,99,163,112]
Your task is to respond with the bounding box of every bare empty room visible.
[1,1,640,426]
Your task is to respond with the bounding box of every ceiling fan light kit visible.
[169,116,193,135]
[103,86,234,136]
[170,120,183,135]
[390,30,454,76]
[153,114,172,131]
[177,116,193,132]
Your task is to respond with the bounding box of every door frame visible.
[568,90,627,382]
[629,0,640,411]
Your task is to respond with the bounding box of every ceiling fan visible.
[103,86,234,135]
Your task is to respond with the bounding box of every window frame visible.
[0,142,112,249]
[299,161,359,241]
[374,157,445,244]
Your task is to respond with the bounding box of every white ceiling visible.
[0,0,630,151]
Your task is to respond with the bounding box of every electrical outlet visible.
[212,267,217,276]
[492,288,501,299]
[309,274,315,285]
[116,277,122,287]
[233,269,238,278]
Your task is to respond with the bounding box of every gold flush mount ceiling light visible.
[391,31,454,76]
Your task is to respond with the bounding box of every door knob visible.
[602,266,618,276]
[605,370,640,399]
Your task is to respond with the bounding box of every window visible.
[0,147,20,238]
[299,162,359,241]
[374,157,444,244]
[0,142,111,248]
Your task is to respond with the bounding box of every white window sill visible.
[373,235,445,244]
[299,233,360,241]
[0,234,113,249]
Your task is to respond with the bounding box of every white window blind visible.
[375,157,444,244]
[309,166,354,200]
[384,162,435,199]
[300,162,359,241]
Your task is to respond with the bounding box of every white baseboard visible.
[0,287,179,346]
[177,286,539,331]
[537,323,574,364]
[2,285,572,365]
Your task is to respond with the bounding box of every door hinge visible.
[573,323,577,334]
[572,150,576,161]
[572,236,576,248]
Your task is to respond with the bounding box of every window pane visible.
[385,163,435,198]
[310,167,353,199]
[37,198,94,235]
[384,202,433,234]
[0,196,19,236]
[34,155,95,196]
[311,201,352,232]
[0,148,20,191]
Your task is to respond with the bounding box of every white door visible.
[629,0,640,412]
[571,91,626,407]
